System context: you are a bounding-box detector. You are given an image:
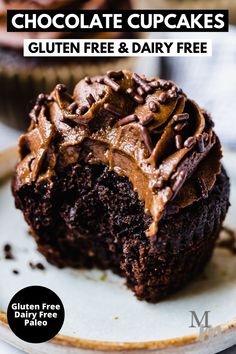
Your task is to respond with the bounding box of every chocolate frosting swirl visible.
[15,70,222,237]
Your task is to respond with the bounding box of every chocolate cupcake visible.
[12,70,230,302]
[0,0,136,130]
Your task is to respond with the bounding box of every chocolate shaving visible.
[139,125,153,153]
[104,76,120,92]
[115,114,137,127]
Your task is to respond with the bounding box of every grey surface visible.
[220,346,236,354]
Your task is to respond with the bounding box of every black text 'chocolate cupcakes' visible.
[12,70,230,302]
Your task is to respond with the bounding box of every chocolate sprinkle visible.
[173,113,189,122]
[158,92,168,104]
[132,73,152,93]
[104,76,120,92]
[172,170,187,194]
[148,101,158,112]
[137,86,145,96]
[107,70,123,79]
[86,94,96,107]
[139,113,154,126]
[160,80,172,89]
[94,76,104,84]
[126,88,144,104]
[140,125,153,153]
[155,179,164,189]
[174,121,188,132]
[98,90,106,99]
[203,132,209,143]
[175,134,183,149]
[184,136,196,149]
[84,76,91,84]
[12,269,19,275]
[76,105,88,115]
[36,93,46,105]
[149,80,160,88]
[33,104,41,115]
[56,84,67,93]
[196,134,205,153]
[133,94,144,104]
[67,102,78,114]
[115,114,137,127]
[104,103,123,116]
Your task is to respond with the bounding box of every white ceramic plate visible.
[0,147,236,354]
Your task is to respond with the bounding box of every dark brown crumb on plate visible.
[3,243,14,260]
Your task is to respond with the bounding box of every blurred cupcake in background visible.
[132,0,236,24]
[0,0,137,130]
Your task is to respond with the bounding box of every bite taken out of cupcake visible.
[12,70,230,302]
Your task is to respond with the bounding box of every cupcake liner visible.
[0,56,138,131]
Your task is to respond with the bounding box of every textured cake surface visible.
[12,70,230,301]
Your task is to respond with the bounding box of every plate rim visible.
[1,311,236,350]
[0,148,236,351]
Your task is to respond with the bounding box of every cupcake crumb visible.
[29,262,46,271]
[3,243,14,260]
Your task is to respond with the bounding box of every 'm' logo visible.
[189,311,211,328]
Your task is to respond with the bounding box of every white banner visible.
[23,38,212,57]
